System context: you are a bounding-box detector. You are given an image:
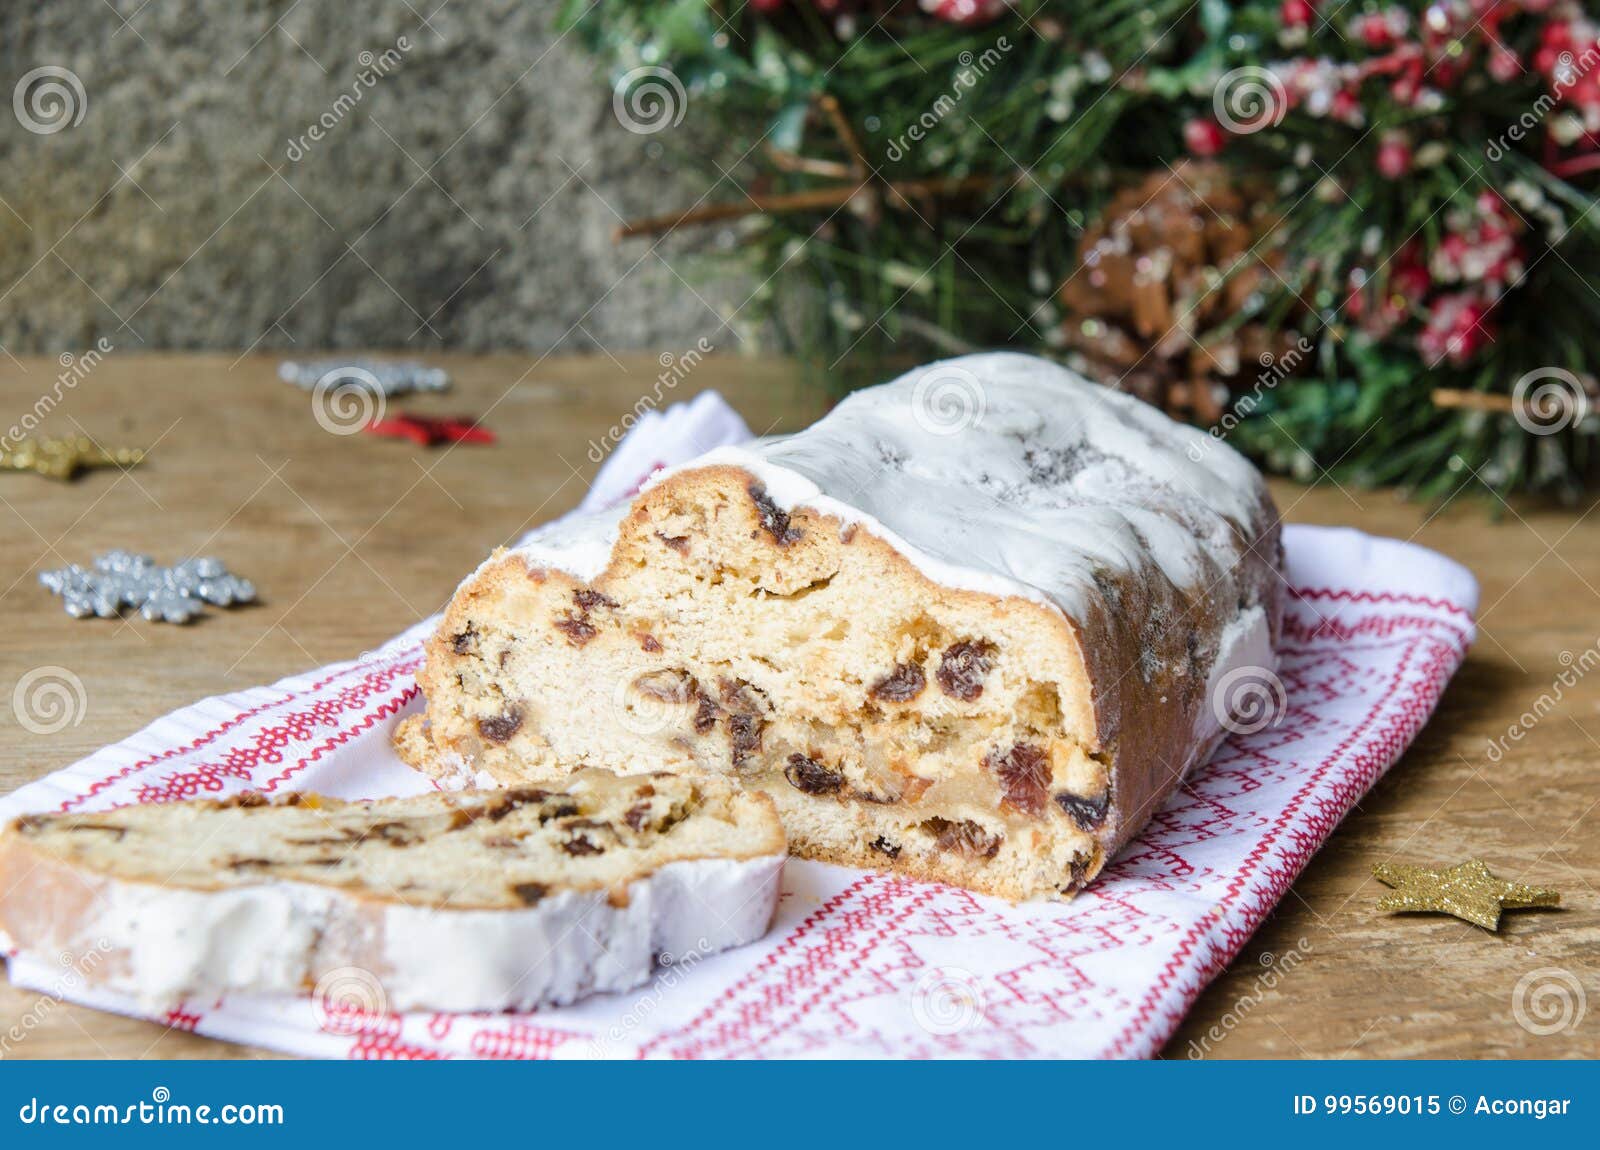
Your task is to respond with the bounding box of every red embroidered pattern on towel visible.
[4,582,1469,1060]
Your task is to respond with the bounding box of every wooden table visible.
[1,353,1594,1059]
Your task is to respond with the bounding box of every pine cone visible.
[1058,162,1302,424]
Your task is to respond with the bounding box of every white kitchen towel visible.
[0,391,1477,1059]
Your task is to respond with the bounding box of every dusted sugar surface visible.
[518,352,1271,622]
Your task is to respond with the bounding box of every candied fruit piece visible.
[553,613,598,647]
[748,483,801,546]
[897,774,933,804]
[985,743,1051,817]
[477,708,523,744]
[870,662,926,703]
[574,589,617,612]
[717,678,765,712]
[784,753,843,795]
[936,640,996,701]
[511,882,549,905]
[1055,791,1110,831]
[692,692,722,734]
[717,679,767,765]
[922,817,1001,859]
[729,713,764,765]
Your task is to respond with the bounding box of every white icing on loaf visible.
[420,353,1282,894]
[69,856,783,1013]
[511,352,1273,628]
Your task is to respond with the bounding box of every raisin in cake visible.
[397,352,1283,901]
[0,771,783,1012]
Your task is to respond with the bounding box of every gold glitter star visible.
[1373,858,1561,931]
[0,436,144,481]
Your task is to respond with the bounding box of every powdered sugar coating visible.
[60,856,782,1013]
[513,352,1273,629]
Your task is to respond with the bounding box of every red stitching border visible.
[35,586,1474,1060]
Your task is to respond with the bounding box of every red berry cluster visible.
[1179,2,1590,367]
[1533,11,1600,175]
[1346,191,1525,366]
[1189,1,1600,177]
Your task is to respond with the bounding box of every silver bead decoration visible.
[39,551,257,624]
[278,358,450,396]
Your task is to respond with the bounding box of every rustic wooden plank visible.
[0,353,1593,1058]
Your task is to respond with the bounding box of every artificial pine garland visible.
[565,0,1600,500]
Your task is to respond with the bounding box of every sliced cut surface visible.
[0,770,784,1012]
[401,469,1113,901]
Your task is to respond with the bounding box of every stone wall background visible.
[0,1,743,358]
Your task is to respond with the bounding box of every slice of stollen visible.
[0,769,784,1014]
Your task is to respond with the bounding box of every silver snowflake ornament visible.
[278,358,450,396]
[40,551,256,624]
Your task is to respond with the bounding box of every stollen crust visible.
[398,353,1283,900]
[0,770,785,1012]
